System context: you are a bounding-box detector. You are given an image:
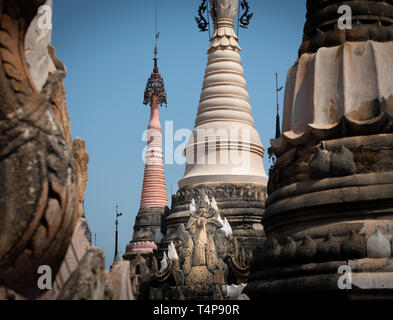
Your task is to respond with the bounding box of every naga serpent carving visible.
[195,0,209,32]
[239,0,253,29]
[0,0,79,298]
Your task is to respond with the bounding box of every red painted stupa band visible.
[140,98,168,208]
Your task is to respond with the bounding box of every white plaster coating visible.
[222,283,247,300]
[209,0,238,21]
[352,272,393,289]
[159,252,168,273]
[168,241,179,261]
[221,217,233,238]
[272,41,393,153]
[211,197,219,211]
[179,0,267,188]
[189,198,196,213]
[367,230,392,258]
[107,261,135,300]
[24,0,56,92]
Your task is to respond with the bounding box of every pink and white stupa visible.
[140,57,168,209]
[124,51,169,260]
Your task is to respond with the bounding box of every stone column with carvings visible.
[164,0,268,255]
[246,0,393,300]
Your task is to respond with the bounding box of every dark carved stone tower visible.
[246,0,393,300]
[162,0,267,261]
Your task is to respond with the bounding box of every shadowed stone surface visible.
[0,0,79,298]
[57,248,112,300]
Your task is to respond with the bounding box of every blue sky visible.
[52,0,306,269]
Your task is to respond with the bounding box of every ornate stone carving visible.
[56,248,113,300]
[208,0,241,53]
[173,183,267,205]
[149,197,250,300]
[167,183,266,257]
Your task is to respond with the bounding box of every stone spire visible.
[179,0,267,188]
[123,43,168,261]
[164,0,267,262]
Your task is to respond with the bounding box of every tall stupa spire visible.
[124,3,168,262]
[179,0,267,188]
[164,0,267,263]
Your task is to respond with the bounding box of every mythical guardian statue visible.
[149,197,250,300]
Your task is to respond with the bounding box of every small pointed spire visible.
[275,73,283,139]
[112,205,123,266]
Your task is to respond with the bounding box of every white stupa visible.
[179,0,267,188]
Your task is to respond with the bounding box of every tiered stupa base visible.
[245,133,393,300]
[123,206,168,262]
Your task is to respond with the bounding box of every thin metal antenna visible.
[154,0,160,59]
[94,233,96,246]
[237,0,241,36]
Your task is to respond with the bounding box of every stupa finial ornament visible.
[143,28,167,106]
[143,58,167,106]
[194,0,253,52]
[208,0,241,52]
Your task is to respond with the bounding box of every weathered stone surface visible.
[330,146,356,177]
[309,148,331,179]
[280,236,297,264]
[342,231,367,260]
[0,286,26,300]
[300,0,393,56]
[57,248,112,300]
[167,183,266,255]
[222,283,247,300]
[127,253,154,299]
[316,234,341,262]
[106,261,134,300]
[272,56,393,158]
[263,238,281,267]
[295,236,317,264]
[367,230,392,258]
[130,207,167,242]
[249,0,393,300]
[72,138,89,218]
[36,217,92,300]
[148,198,250,300]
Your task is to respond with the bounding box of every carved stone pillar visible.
[0,0,79,298]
